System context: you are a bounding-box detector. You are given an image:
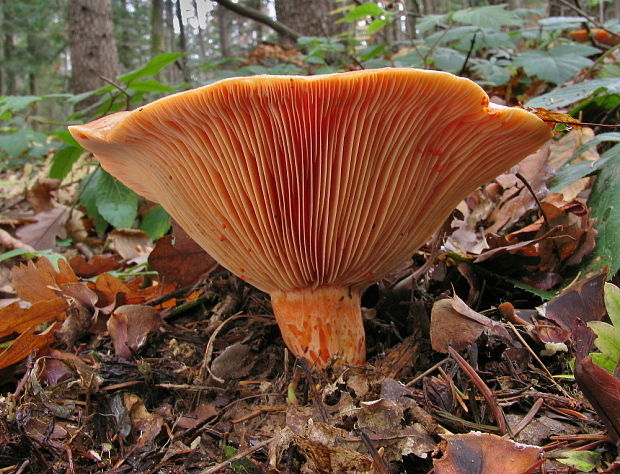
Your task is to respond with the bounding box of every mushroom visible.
[69,68,551,367]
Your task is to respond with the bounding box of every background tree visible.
[68,0,120,108]
[275,0,346,44]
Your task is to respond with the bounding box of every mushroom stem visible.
[270,286,365,368]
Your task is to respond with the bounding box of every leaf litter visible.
[0,127,618,472]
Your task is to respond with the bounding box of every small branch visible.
[556,0,619,41]
[459,30,478,76]
[212,0,301,42]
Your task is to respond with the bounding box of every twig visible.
[506,322,572,398]
[556,0,620,41]
[510,398,544,438]
[298,359,329,423]
[212,0,301,42]
[201,438,274,474]
[448,346,510,435]
[406,357,451,387]
[201,311,245,384]
[358,429,389,474]
[459,30,478,76]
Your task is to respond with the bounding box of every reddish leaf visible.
[574,356,620,443]
[0,298,67,338]
[539,268,607,332]
[148,224,219,287]
[434,432,542,474]
[11,257,78,303]
[69,254,120,278]
[93,273,129,309]
[107,304,163,359]
[0,323,57,370]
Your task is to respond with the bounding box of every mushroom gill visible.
[69,68,552,367]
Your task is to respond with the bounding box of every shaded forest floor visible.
[0,128,619,473]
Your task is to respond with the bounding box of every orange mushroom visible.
[69,69,551,368]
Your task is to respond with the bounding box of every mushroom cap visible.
[70,68,551,294]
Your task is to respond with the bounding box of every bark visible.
[275,0,346,44]
[151,0,165,57]
[2,0,16,95]
[174,0,190,83]
[217,4,231,58]
[68,0,120,107]
[164,0,176,84]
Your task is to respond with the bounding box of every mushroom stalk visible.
[270,286,365,367]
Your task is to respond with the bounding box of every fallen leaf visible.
[0,298,67,338]
[149,224,219,287]
[93,273,130,309]
[123,392,164,447]
[107,304,163,359]
[434,432,542,474]
[0,323,57,370]
[11,257,78,304]
[574,355,620,443]
[107,229,152,261]
[15,206,70,250]
[27,178,60,213]
[176,405,219,430]
[538,268,607,332]
[69,254,120,278]
[211,342,252,380]
[430,295,511,353]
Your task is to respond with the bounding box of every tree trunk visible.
[164,0,177,84]
[275,0,346,45]
[117,0,133,69]
[174,0,190,83]
[1,0,16,95]
[151,0,165,57]
[217,4,231,57]
[68,0,120,108]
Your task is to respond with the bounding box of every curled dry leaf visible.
[107,229,152,261]
[430,295,511,353]
[26,178,60,213]
[574,355,620,443]
[434,432,542,474]
[107,304,163,359]
[148,224,219,287]
[123,392,164,447]
[0,298,67,339]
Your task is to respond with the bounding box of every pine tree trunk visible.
[68,0,120,108]
[151,0,165,57]
[164,0,177,84]
[175,0,190,83]
[217,4,231,57]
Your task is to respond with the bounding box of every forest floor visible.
[0,127,619,473]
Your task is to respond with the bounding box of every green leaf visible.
[339,2,384,23]
[526,78,620,109]
[140,205,170,241]
[366,18,390,33]
[50,145,83,180]
[452,5,519,29]
[604,283,620,328]
[79,168,108,235]
[416,14,448,34]
[53,130,81,147]
[0,129,47,156]
[119,53,185,85]
[538,16,586,31]
[587,148,620,275]
[556,450,601,471]
[95,170,138,229]
[128,79,176,93]
[550,142,620,192]
[588,321,620,368]
[0,95,41,116]
[514,44,598,85]
[430,47,466,74]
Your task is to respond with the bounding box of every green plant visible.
[588,282,620,373]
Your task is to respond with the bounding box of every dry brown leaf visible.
[93,273,130,309]
[11,257,78,304]
[15,206,70,250]
[107,229,152,261]
[434,432,542,474]
[107,304,163,359]
[69,254,120,278]
[26,178,60,213]
[0,228,34,252]
[430,295,510,353]
[0,323,57,370]
[123,393,164,447]
[176,405,219,430]
[148,224,219,287]
[0,297,67,338]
